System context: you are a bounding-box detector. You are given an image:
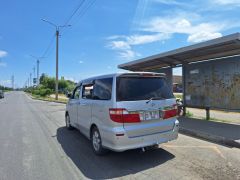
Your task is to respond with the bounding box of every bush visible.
[26,74,76,96]
[39,88,52,97]
[30,87,52,97]
[32,89,40,95]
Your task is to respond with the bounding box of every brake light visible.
[109,108,141,123]
[162,105,178,119]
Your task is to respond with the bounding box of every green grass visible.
[30,93,67,104]
[185,110,193,118]
[174,93,183,99]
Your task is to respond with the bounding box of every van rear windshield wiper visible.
[146,97,164,104]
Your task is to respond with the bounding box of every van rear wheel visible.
[91,127,108,155]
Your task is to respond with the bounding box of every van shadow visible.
[56,127,175,179]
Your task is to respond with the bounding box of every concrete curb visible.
[33,98,67,104]
[179,127,240,148]
[26,93,67,104]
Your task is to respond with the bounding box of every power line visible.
[64,0,86,26]
[74,0,96,22]
[41,33,55,58]
[61,0,96,35]
[40,0,96,59]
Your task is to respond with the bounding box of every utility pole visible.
[41,19,70,100]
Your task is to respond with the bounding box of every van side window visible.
[82,85,93,99]
[92,78,113,100]
[73,86,81,99]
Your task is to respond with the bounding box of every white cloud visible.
[119,50,141,60]
[143,16,224,43]
[109,41,131,50]
[79,60,84,64]
[187,32,222,43]
[107,35,127,40]
[107,2,240,60]
[126,33,171,45]
[0,50,7,58]
[108,33,169,60]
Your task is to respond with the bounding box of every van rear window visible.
[116,77,174,101]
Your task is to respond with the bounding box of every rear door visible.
[116,74,177,138]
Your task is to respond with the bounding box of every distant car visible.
[65,72,179,155]
[0,90,4,98]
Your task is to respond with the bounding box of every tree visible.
[39,73,46,84]
[58,79,68,90]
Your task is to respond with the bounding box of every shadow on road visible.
[56,127,175,179]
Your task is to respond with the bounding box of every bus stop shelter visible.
[118,33,240,118]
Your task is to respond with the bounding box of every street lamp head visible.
[41,18,57,28]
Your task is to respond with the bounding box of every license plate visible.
[145,111,159,120]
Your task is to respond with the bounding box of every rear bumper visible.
[102,119,179,152]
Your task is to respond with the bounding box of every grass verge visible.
[174,93,182,99]
[29,93,67,104]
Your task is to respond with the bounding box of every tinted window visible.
[117,77,174,101]
[92,78,113,100]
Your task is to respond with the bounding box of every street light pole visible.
[37,59,40,85]
[55,29,59,100]
[41,19,70,100]
[33,67,35,85]
[30,73,32,87]
[30,55,44,86]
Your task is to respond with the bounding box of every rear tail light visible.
[162,104,178,119]
[109,108,141,123]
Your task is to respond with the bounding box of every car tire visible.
[91,126,108,155]
[65,114,74,130]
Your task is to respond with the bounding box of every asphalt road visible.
[0,91,239,180]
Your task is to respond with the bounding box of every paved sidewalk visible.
[178,117,240,148]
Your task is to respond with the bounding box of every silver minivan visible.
[65,72,179,155]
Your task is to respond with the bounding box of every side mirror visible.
[67,93,72,99]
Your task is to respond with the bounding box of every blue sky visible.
[1,0,240,88]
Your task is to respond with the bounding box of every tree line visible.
[0,85,13,91]
[25,73,76,97]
